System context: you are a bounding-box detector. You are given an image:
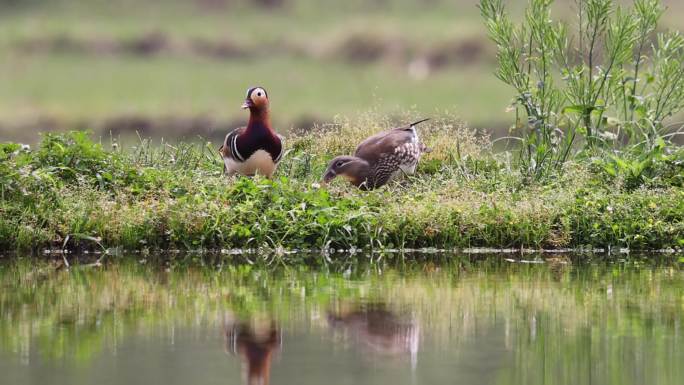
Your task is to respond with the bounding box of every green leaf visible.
[634,106,647,119]
[604,164,617,177]
[562,105,593,114]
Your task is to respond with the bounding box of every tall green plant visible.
[479,0,684,180]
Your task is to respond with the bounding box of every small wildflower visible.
[311,182,321,189]
[606,206,613,213]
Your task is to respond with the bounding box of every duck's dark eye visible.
[257,92,262,97]
[336,161,345,168]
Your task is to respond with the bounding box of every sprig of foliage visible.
[479,0,684,179]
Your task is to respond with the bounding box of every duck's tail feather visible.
[420,143,433,154]
[410,118,431,127]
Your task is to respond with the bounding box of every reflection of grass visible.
[0,258,682,382]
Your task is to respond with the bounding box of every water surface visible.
[1,255,682,385]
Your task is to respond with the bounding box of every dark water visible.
[0,255,683,385]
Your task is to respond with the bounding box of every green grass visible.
[1,119,683,252]
[0,1,683,253]
[0,0,498,138]
[0,53,508,128]
[0,1,485,44]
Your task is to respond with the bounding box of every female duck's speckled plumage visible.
[219,87,284,178]
[323,119,431,189]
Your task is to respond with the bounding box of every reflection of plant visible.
[480,0,684,179]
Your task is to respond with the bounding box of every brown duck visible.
[219,87,284,178]
[327,303,419,368]
[322,119,431,189]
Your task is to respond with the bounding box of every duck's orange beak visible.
[241,98,254,109]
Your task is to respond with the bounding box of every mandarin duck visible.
[219,87,284,178]
[322,119,431,189]
[225,320,280,385]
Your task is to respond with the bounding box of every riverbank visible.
[1,117,683,253]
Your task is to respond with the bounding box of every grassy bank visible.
[1,116,683,253]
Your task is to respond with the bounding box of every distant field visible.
[0,54,508,136]
[1,0,684,142]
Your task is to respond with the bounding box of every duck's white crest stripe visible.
[273,135,284,163]
[274,148,284,163]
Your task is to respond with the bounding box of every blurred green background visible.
[1,0,683,143]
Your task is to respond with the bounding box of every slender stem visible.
[620,64,629,124]
[592,56,619,136]
[585,15,602,142]
[629,39,647,122]
[654,70,684,125]
[578,0,584,64]
[527,32,534,81]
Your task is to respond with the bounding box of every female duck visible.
[219,87,284,178]
[322,119,431,189]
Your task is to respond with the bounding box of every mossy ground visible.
[1,114,683,253]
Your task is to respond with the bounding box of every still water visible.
[0,255,683,385]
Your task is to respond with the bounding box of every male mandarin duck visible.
[219,87,284,178]
[322,119,431,190]
[225,320,280,385]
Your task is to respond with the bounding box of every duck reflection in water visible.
[224,316,281,385]
[327,303,420,370]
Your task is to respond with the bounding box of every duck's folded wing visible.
[354,129,415,164]
[219,126,247,161]
[354,120,428,161]
[273,134,286,163]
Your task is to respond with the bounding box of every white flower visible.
[599,131,618,141]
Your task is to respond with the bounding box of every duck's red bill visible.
[241,99,254,109]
